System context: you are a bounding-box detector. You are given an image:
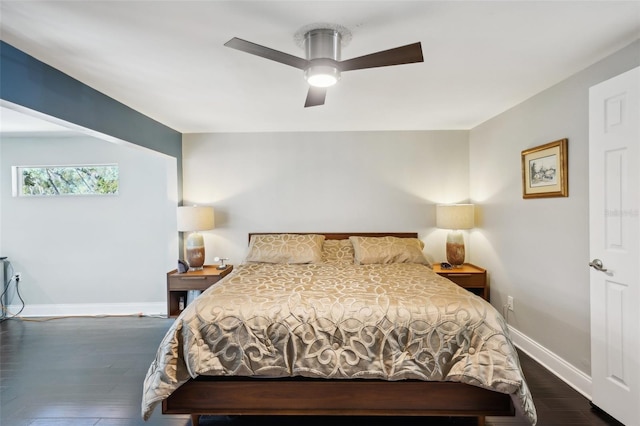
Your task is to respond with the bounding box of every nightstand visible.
[167,265,233,317]
[432,263,489,302]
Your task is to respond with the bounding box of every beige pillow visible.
[349,236,429,265]
[321,239,355,264]
[245,234,325,264]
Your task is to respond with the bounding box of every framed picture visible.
[521,138,568,199]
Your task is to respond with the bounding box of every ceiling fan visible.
[224,27,424,108]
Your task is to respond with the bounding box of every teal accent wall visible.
[0,41,182,200]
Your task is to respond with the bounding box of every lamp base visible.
[446,231,466,267]
[185,232,205,270]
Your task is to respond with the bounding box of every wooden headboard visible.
[248,232,418,243]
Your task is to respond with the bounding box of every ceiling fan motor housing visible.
[304,29,341,87]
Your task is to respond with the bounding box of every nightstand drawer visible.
[438,273,485,287]
[168,275,221,291]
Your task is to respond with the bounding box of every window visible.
[12,164,119,196]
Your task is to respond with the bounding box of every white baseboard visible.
[4,302,166,318]
[508,324,592,399]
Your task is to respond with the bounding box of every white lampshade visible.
[177,206,214,232]
[436,204,475,230]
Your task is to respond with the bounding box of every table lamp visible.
[436,204,475,267]
[177,206,214,270]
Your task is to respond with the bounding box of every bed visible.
[142,233,537,425]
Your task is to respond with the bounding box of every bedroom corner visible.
[0,133,178,317]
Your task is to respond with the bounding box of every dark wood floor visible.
[0,317,623,426]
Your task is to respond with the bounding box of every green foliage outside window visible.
[19,165,119,196]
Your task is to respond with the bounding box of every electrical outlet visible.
[14,272,22,282]
[507,296,514,311]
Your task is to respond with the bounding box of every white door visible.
[589,66,639,426]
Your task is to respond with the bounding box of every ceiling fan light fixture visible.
[303,28,342,87]
[305,65,340,87]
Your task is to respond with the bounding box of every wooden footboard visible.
[162,377,514,425]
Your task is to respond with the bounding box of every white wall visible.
[182,131,470,264]
[0,135,178,316]
[469,40,640,378]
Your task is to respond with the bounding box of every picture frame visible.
[521,138,568,199]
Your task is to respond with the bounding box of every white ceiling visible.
[1,1,639,134]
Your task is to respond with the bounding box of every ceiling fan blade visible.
[304,86,327,108]
[339,42,423,72]
[224,37,309,70]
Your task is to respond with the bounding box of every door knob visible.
[589,259,608,272]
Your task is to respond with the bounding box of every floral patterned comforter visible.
[142,263,536,424]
